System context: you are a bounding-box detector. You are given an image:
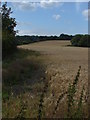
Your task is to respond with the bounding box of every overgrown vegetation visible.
[36,66,85,119]
[37,79,48,120]
[67,66,82,118]
[2,49,46,118]
[52,91,67,116]
[2,48,86,118]
[71,34,89,47]
[16,95,28,119]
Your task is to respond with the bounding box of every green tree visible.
[0,2,17,57]
[71,34,89,47]
[78,35,88,47]
[71,34,82,46]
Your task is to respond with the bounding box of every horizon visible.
[16,33,88,37]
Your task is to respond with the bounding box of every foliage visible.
[16,34,73,45]
[78,35,88,47]
[1,2,17,57]
[71,34,82,46]
[71,34,89,47]
[59,33,73,40]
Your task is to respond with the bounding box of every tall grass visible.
[67,66,84,118]
[52,91,67,116]
[16,95,27,119]
[37,79,48,120]
[3,49,85,119]
[74,86,84,118]
[37,66,85,119]
[51,66,84,118]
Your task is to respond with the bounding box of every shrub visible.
[71,34,82,46]
[71,34,89,47]
[78,35,88,47]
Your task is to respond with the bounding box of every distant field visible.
[18,40,88,117]
[19,40,71,53]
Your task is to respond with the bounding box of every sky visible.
[7,2,88,36]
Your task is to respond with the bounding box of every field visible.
[3,40,88,118]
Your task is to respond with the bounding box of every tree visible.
[0,2,17,57]
[71,34,82,46]
[78,35,88,47]
[59,33,73,40]
[71,34,89,47]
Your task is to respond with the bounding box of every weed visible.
[37,79,48,120]
[73,86,84,118]
[67,66,81,118]
[16,95,27,119]
[52,91,67,116]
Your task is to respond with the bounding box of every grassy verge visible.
[2,48,46,118]
[3,48,40,68]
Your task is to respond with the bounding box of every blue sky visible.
[8,2,88,36]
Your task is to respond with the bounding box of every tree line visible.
[16,34,74,45]
[16,34,90,47]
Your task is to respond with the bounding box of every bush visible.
[71,34,89,47]
[71,34,82,46]
[78,35,88,47]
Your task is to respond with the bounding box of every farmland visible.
[3,40,88,118]
[1,1,89,119]
[19,41,88,117]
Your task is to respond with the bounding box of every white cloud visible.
[40,0,63,8]
[12,2,38,11]
[12,1,63,11]
[82,9,90,21]
[53,14,61,20]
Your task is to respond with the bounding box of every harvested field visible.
[18,40,88,118]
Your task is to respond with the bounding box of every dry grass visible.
[2,49,46,118]
[3,40,88,118]
[19,40,88,118]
